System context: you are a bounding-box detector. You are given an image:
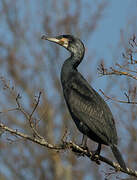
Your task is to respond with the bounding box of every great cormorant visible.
[42,34,126,170]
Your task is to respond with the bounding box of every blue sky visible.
[84,0,136,100]
[87,0,135,70]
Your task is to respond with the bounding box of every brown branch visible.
[98,63,137,80]
[99,89,137,104]
[0,122,137,177]
[27,92,43,139]
[29,92,41,120]
[0,122,61,149]
[0,108,19,114]
[110,68,137,80]
[15,93,43,139]
[115,63,137,74]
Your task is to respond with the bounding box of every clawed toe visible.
[90,151,100,164]
[80,145,89,151]
[90,144,101,165]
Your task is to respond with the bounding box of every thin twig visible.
[116,63,137,74]
[98,63,137,80]
[61,127,68,142]
[0,108,19,114]
[28,92,43,139]
[29,92,42,120]
[15,93,43,139]
[99,89,137,104]
[110,68,137,80]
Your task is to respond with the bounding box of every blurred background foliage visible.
[0,0,136,179]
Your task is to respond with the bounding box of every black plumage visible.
[42,34,126,170]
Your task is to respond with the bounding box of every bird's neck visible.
[61,54,83,86]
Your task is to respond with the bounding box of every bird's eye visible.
[69,37,75,43]
[62,35,74,43]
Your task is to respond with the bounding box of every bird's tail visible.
[111,144,126,170]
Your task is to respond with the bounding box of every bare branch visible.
[29,92,42,120]
[0,122,137,178]
[115,63,137,74]
[0,108,19,114]
[110,68,137,80]
[99,89,137,104]
[98,65,137,80]
[15,93,43,139]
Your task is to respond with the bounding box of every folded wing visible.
[64,72,117,145]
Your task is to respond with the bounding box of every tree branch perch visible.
[0,123,137,178]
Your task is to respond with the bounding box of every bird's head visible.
[41,34,85,57]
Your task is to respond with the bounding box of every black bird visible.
[42,34,126,170]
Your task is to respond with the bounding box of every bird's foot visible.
[72,143,89,157]
[80,135,88,150]
[80,144,89,151]
[71,135,88,156]
[91,149,99,158]
[90,151,100,165]
[72,145,89,157]
[90,144,101,165]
